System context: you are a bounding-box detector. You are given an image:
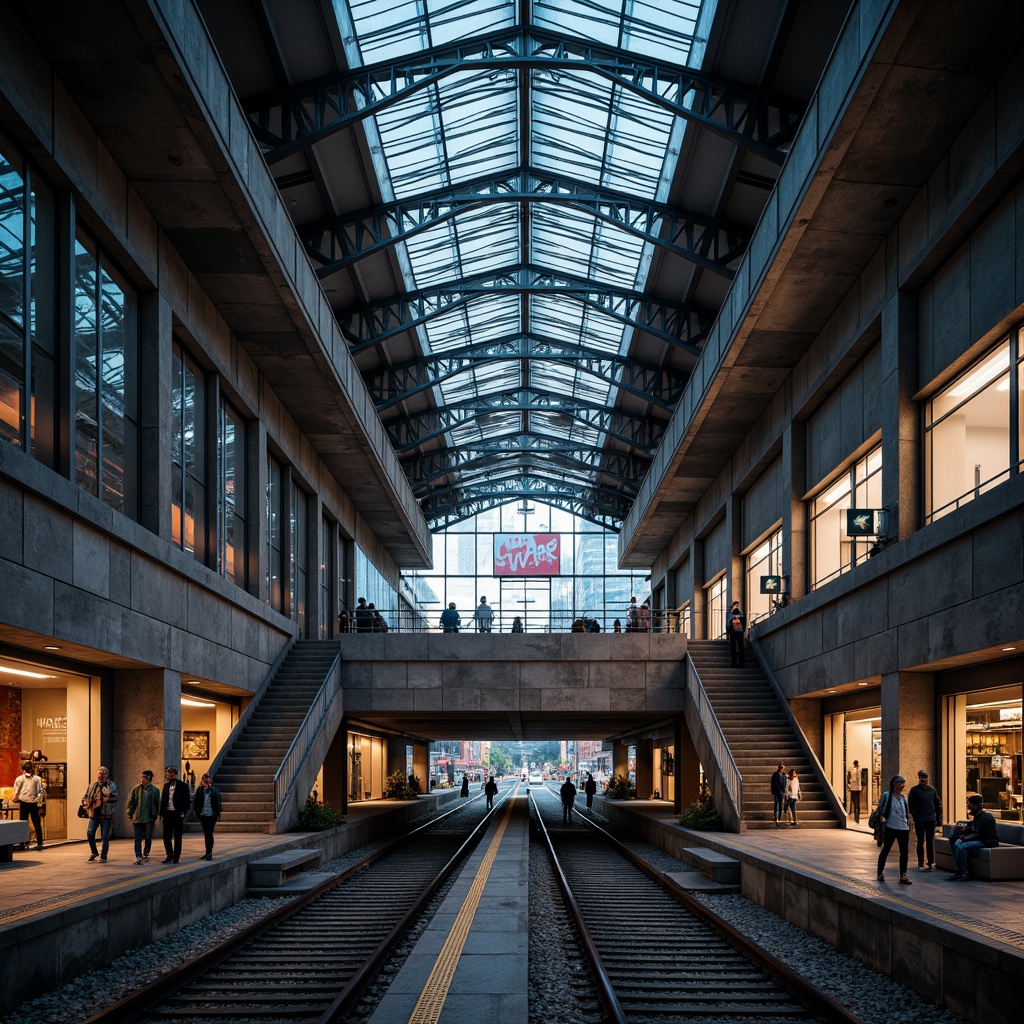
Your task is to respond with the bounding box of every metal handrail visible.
[273,651,342,814]
[685,655,743,814]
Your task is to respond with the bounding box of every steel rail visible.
[530,789,628,1024]
[79,793,509,1024]
[565,802,870,1024]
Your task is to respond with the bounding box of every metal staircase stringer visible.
[748,635,847,827]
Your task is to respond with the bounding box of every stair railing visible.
[274,650,342,815]
[685,654,743,820]
[749,636,848,825]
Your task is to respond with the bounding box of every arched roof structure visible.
[200,0,851,532]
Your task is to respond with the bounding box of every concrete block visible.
[413,688,443,711]
[342,662,371,688]
[608,688,644,711]
[806,887,839,945]
[371,661,408,689]
[542,686,610,711]
[58,909,108,987]
[853,628,895,680]
[2,559,54,634]
[0,477,23,562]
[186,583,226,643]
[521,661,587,689]
[442,661,519,690]
[443,688,519,712]
[117,607,169,666]
[131,560,188,631]
[371,688,415,711]
[838,900,890,974]
[782,876,810,931]
[23,496,73,583]
[644,660,683,691]
[971,512,1024,598]
[407,662,442,688]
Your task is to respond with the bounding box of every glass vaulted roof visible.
[335,0,707,529]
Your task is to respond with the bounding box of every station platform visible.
[367,792,528,1024]
[0,793,457,1011]
[599,799,1024,1024]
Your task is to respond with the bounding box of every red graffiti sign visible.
[493,534,560,576]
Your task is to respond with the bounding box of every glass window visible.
[746,527,783,625]
[266,455,284,612]
[926,340,1011,523]
[0,139,26,450]
[75,235,138,516]
[962,686,1021,821]
[219,400,246,587]
[809,444,882,590]
[171,343,206,560]
[706,574,727,639]
[290,482,308,633]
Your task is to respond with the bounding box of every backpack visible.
[731,616,742,632]
[868,791,891,831]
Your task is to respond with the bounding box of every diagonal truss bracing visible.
[300,167,747,278]
[245,27,804,166]
[367,333,688,411]
[343,264,711,354]
[386,387,664,453]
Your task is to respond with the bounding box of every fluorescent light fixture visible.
[0,666,56,679]
[948,348,1009,397]
[181,697,216,708]
[44,645,61,651]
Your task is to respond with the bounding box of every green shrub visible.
[296,796,346,831]
[604,773,632,799]
[385,770,420,799]
[677,794,724,830]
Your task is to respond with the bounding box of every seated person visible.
[948,794,999,880]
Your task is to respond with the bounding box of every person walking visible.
[875,775,913,884]
[625,596,639,632]
[907,769,942,871]
[126,769,160,864]
[560,777,577,823]
[770,763,787,827]
[460,775,470,798]
[12,762,45,851]
[160,765,191,864]
[511,616,523,633]
[193,773,222,860]
[727,600,746,667]
[847,760,863,823]
[439,602,461,633]
[584,772,597,810]
[948,795,999,881]
[474,597,494,633]
[784,768,800,826]
[484,775,498,810]
[81,766,119,862]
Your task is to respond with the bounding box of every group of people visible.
[339,598,389,633]
[79,764,222,864]
[440,597,498,633]
[624,596,652,632]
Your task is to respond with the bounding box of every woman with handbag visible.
[875,775,913,884]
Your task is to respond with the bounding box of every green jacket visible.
[126,782,160,824]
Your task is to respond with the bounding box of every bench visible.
[0,820,30,863]
[934,821,1024,880]
[247,848,322,889]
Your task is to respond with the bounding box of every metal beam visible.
[245,27,803,165]
[300,167,747,279]
[385,387,664,453]
[343,264,711,355]
[405,448,647,494]
[419,481,632,531]
[367,333,688,411]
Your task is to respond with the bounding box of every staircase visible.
[686,640,839,829]
[211,640,340,833]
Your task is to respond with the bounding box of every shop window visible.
[746,527,782,624]
[266,455,284,612]
[218,400,246,587]
[926,339,1012,524]
[290,480,308,634]
[809,444,882,590]
[964,687,1021,820]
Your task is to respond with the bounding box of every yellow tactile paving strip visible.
[406,795,515,1024]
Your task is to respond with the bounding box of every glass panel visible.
[99,267,126,513]
[73,240,98,496]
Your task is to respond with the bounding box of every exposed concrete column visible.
[691,537,707,638]
[612,742,629,781]
[782,421,807,602]
[411,741,430,790]
[387,736,407,783]
[112,668,180,838]
[880,671,936,784]
[138,293,172,540]
[727,494,743,607]
[881,289,920,543]
[675,716,700,813]
[323,725,348,814]
[635,737,654,798]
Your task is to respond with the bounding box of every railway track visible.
[532,787,867,1023]
[82,791,508,1024]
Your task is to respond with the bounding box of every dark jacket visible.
[770,770,787,798]
[484,778,498,797]
[161,779,191,816]
[560,780,577,806]
[584,777,597,797]
[907,782,942,822]
[193,785,222,818]
[968,809,999,848]
[728,606,747,633]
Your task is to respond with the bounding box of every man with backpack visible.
[727,601,746,667]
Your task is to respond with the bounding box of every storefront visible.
[824,704,882,829]
[0,654,94,842]
[346,730,388,801]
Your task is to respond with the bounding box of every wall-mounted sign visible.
[845,508,886,536]
[760,575,787,594]
[494,534,560,576]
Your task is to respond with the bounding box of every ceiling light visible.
[181,697,216,708]
[828,689,837,693]
[185,680,202,685]
[858,682,869,686]
[0,666,57,679]
[1002,647,1016,652]
[44,645,61,651]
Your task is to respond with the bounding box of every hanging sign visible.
[845,509,886,536]
[493,534,560,576]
